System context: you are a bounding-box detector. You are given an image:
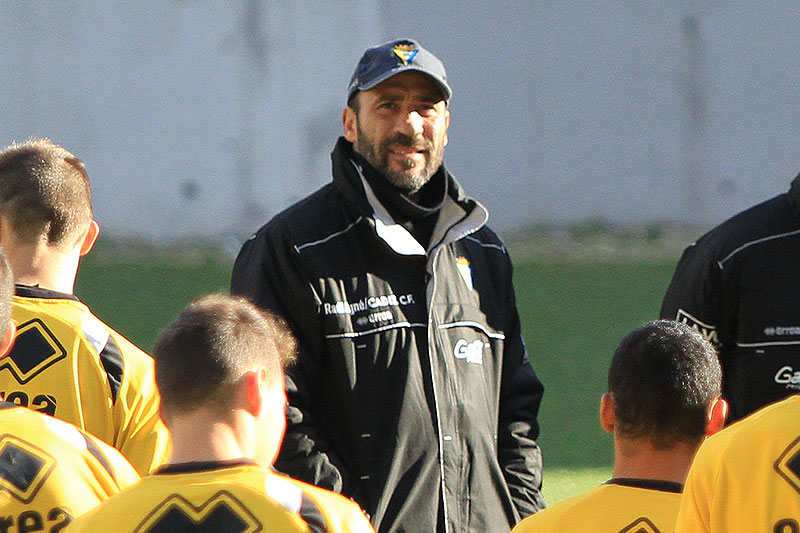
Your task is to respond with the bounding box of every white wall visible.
[2,2,799,238]
[0,1,383,239]
[382,2,800,229]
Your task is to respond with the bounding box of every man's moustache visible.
[383,134,432,152]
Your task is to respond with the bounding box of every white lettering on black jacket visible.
[232,138,545,532]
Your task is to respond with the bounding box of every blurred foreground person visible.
[0,250,140,526]
[0,138,169,474]
[69,294,374,532]
[675,393,800,532]
[513,320,727,532]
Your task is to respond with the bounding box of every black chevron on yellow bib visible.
[135,492,261,533]
[0,434,56,504]
[775,435,800,495]
[0,401,139,526]
[68,461,376,533]
[0,286,171,474]
[1,318,67,384]
[619,517,661,533]
[512,479,682,533]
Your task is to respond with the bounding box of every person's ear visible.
[705,397,729,437]
[79,220,100,256]
[0,214,11,249]
[241,369,267,417]
[0,321,16,357]
[443,108,450,147]
[600,393,615,433]
[343,106,358,144]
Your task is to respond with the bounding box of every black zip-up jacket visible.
[231,138,545,532]
[661,173,800,422]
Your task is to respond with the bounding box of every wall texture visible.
[2,2,798,239]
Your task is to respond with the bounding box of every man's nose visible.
[397,110,424,136]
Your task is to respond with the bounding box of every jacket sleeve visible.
[231,228,351,492]
[497,260,546,518]
[660,239,725,349]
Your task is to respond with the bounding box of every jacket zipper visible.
[427,246,451,533]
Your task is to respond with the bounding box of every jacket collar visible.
[360,171,427,255]
[330,137,488,255]
[605,477,683,494]
[331,137,373,218]
[154,459,258,475]
[15,284,79,302]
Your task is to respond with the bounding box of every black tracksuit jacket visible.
[231,138,545,532]
[661,173,800,422]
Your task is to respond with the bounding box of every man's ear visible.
[0,214,11,249]
[342,106,358,144]
[443,108,450,147]
[600,393,615,433]
[0,321,16,357]
[241,368,266,417]
[705,397,729,437]
[79,220,100,256]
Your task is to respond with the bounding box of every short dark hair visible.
[608,320,721,448]
[153,294,296,418]
[0,252,13,344]
[347,92,361,113]
[0,138,93,247]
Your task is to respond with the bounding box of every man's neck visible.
[612,436,700,485]
[5,243,79,294]
[167,412,253,465]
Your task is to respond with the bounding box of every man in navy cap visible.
[232,38,546,532]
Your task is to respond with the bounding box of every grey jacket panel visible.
[232,138,544,532]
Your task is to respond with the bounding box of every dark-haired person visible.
[0,251,140,526]
[661,174,800,423]
[69,294,375,533]
[0,138,169,474]
[513,320,727,533]
[231,38,545,533]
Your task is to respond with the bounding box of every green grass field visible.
[514,258,678,502]
[74,238,681,505]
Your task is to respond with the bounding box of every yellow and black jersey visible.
[0,285,170,474]
[68,460,375,533]
[0,401,139,528]
[512,478,682,533]
[675,395,800,532]
[268,470,374,533]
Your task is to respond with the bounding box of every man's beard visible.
[356,124,444,194]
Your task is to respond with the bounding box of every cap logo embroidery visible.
[393,43,418,65]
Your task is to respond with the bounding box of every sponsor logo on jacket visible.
[453,339,486,365]
[775,365,800,390]
[675,309,720,346]
[764,326,800,336]
[322,293,415,316]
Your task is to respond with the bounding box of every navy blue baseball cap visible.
[347,39,452,103]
